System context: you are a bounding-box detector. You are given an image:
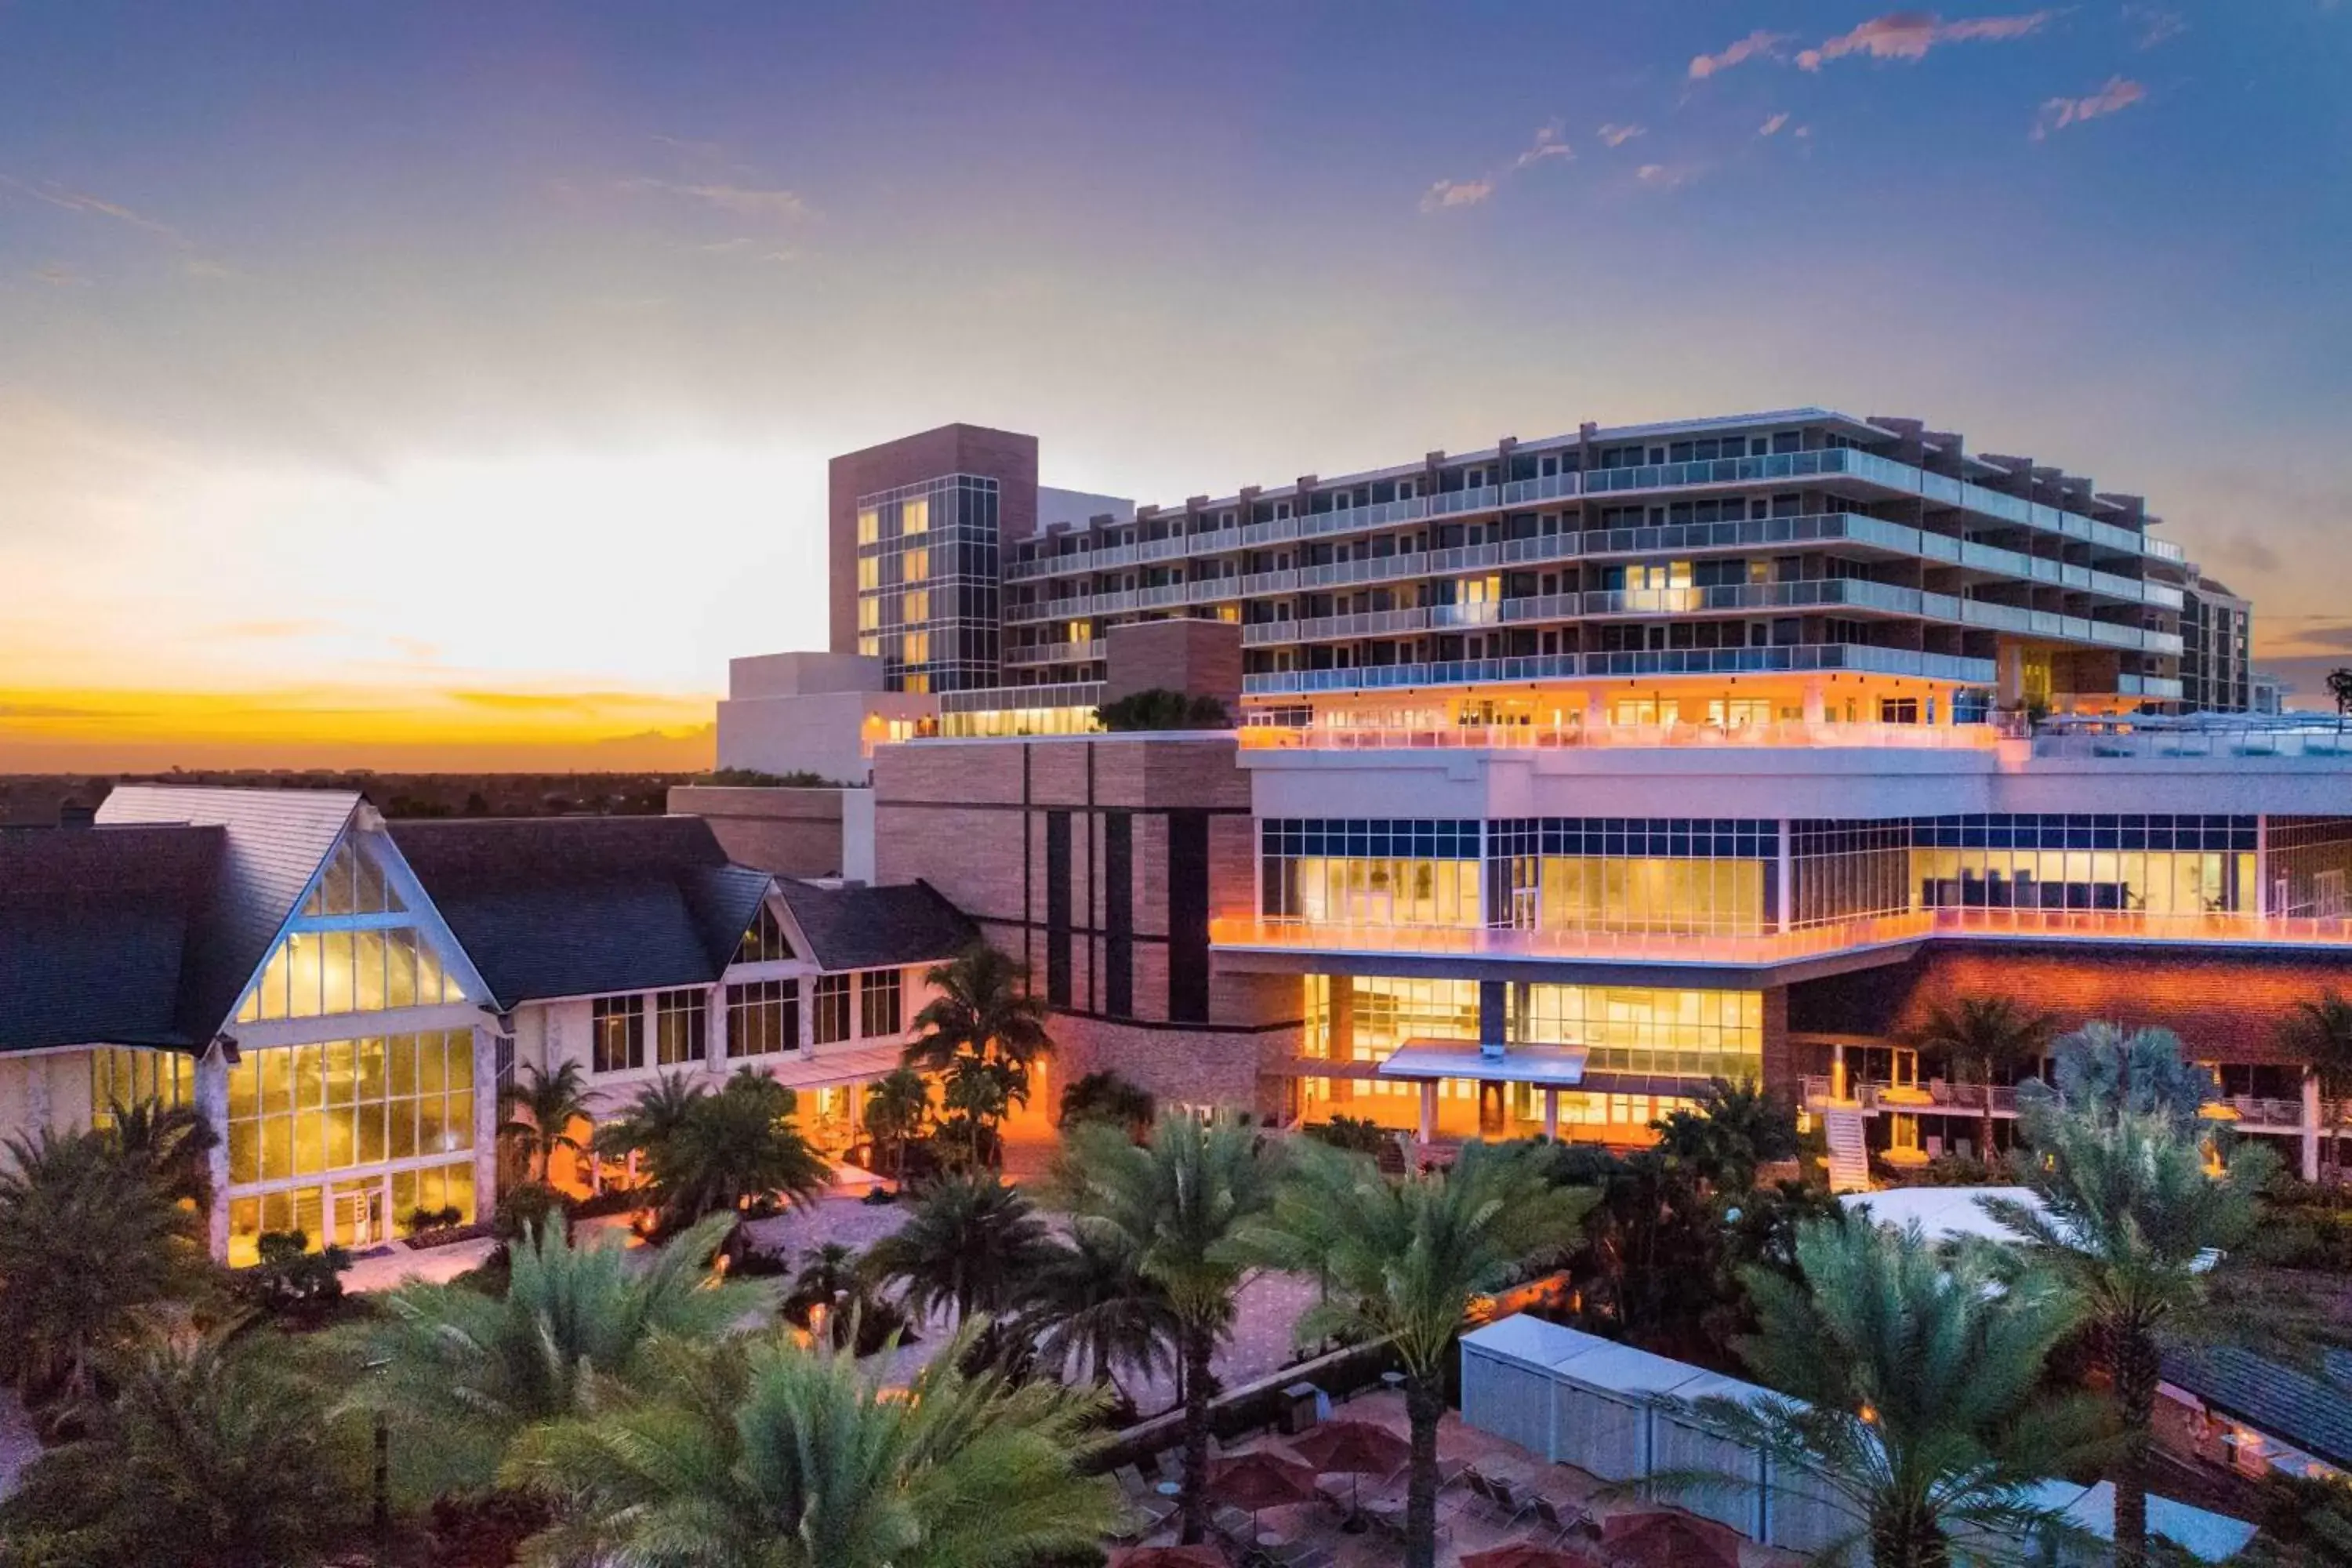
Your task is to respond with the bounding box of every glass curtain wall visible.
[853,474,1002,693]
[223,1029,475,1265]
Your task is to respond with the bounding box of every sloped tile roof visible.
[0,822,223,1051]
[771,878,975,973]
[388,815,769,1007]
[2165,1345,2352,1469]
[95,786,360,1042]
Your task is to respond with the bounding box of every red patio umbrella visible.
[1113,1549,1225,1568]
[1597,1508,1744,1568]
[1461,1547,1599,1568]
[1208,1449,1323,1513]
[1288,1417,1413,1519]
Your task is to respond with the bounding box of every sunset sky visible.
[3,2,2348,769]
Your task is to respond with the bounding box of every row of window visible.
[224,1032,474,1188]
[588,971,905,1074]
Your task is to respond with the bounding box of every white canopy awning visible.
[1376,1040,1588,1087]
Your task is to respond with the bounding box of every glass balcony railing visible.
[1239,644,1998,695]
[1236,718,2002,753]
[1210,913,1936,966]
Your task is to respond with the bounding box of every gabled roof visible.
[2165,1345,2352,1469]
[387,815,772,1007]
[0,823,223,1051]
[95,786,361,1044]
[771,878,974,972]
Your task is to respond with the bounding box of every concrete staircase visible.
[1823,1108,1871,1192]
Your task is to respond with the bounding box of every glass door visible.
[330,1178,383,1249]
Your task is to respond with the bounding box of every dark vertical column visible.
[1045,810,1072,1006]
[1105,811,1133,1018]
[1479,980,1507,1056]
[1167,809,1211,1023]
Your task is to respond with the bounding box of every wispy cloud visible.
[213,618,336,640]
[619,177,813,220]
[2033,75,2147,136]
[0,173,195,248]
[1759,112,1793,136]
[1636,162,1700,191]
[1598,122,1646,148]
[1419,176,1495,212]
[2125,5,2187,47]
[31,263,85,287]
[1420,122,1574,214]
[1512,121,1575,169]
[1690,29,1794,78]
[1798,10,2057,70]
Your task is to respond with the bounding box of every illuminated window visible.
[902,630,931,665]
[902,589,930,624]
[902,546,931,583]
[858,598,880,631]
[90,1047,196,1127]
[858,635,880,657]
[591,996,644,1074]
[736,903,793,963]
[902,496,930,535]
[1065,621,1090,644]
[858,556,880,591]
[654,989,706,1066]
[237,835,465,1023]
[857,507,880,546]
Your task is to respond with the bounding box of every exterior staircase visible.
[1822,1108,1871,1192]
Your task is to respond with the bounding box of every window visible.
[860,970,902,1038]
[737,903,793,963]
[90,1047,196,1127]
[592,996,644,1073]
[727,980,797,1058]
[902,495,929,535]
[857,507,880,546]
[238,833,466,1023]
[654,989,706,1066]
[902,589,930,624]
[814,975,851,1044]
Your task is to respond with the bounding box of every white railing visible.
[1236,719,2001,753]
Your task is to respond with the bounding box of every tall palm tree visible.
[0,1127,206,1401]
[1674,1217,2107,1568]
[2031,1022,2216,1131]
[2279,992,2352,1177]
[1904,996,2059,1160]
[904,943,1053,1079]
[1650,1075,1802,1192]
[0,1327,365,1566]
[337,1212,762,1499]
[1240,1139,1594,1568]
[1055,1110,1283,1544]
[503,1323,1123,1568]
[862,1171,1057,1325]
[1018,1229,1183,1406]
[1983,1107,2276,1568]
[862,1065,931,1183]
[592,1069,708,1169]
[497,1059,597,1183]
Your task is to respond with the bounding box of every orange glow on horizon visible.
[0,683,719,772]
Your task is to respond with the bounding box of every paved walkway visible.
[341,1236,499,1293]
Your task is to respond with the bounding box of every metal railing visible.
[1236,719,2002,753]
[2029,717,2352,760]
[1209,912,1936,966]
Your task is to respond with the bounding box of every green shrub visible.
[490,1179,572,1243]
[240,1230,350,1316]
[1303,1114,1392,1155]
[1094,688,1229,731]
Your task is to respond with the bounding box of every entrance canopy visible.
[1377,1040,1587,1087]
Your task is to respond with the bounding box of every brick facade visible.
[1791,942,2352,1065]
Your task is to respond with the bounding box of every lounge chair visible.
[1529,1494,1592,1543]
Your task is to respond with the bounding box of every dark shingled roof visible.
[388,816,772,1008]
[95,786,361,1044]
[771,878,975,972]
[0,823,223,1051]
[2165,1345,2352,1469]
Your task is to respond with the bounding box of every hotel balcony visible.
[1236,718,2005,753]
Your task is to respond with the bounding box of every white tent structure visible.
[1460,1314,2253,1563]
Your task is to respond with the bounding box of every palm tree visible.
[0,1127,206,1401]
[338,1212,762,1499]
[101,1097,222,1210]
[641,1069,830,1232]
[1019,1229,1183,1406]
[862,1171,1057,1325]
[905,942,1053,1079]
[1056,1110,1283,1544]
[2030,1021,2216,1131]
[1904,996,2059,1160]
[1984,1106,2276,1568]
[937,1052,1025,1168]
[863,1065,931,1184]
[1059,1070,1156,1141]
[0,1327,365,1565]
[1650,1076,1802,1192]
[1240,1138,1594,1568]
[497,1059,597,1183]
[592,1069,707,1169]
[2279,993,2352,1178]
[1673,1216,2108,1568]
[503,1323,1123,1568]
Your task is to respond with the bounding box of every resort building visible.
[0,789,968,1262]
